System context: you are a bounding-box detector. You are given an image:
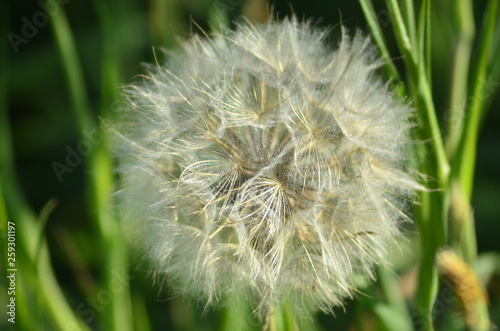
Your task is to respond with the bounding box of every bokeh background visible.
[2,0,499,330]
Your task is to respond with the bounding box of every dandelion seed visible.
[114,16,421,317]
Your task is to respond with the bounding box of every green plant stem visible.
[453,0,499,200]
[379,2,453,330]
[386,0,449,181]
[385,0,417,64]
[93,1,134,329]
[417,0,431,86]
[358,0,403,84]
[445,0,475,160]
[402,0,417,49]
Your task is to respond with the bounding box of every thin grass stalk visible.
[385,0,417,63]
[444,0,475,160]
[385,0,449,179]
[402,0,417,50]
[358,1,439,329]
[358,0,403,83]
[369,1,451,330]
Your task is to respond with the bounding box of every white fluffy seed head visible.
[114,16,421,317]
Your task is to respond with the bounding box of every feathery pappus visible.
[113,16,421,317]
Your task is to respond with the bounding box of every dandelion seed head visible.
[114,16,421,316]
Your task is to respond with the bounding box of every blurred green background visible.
[2,0,500,330]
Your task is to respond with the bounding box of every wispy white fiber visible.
[113,16,421,317]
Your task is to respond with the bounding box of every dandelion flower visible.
[114,16,420,317]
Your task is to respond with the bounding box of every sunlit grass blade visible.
[33,199,57,269]
[402,0,417,50]
[385,0,449,180]
[417,0,431,85]
[384,0,417,67]
[36,235,92,330]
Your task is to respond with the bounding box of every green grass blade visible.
[1,4,90,329]
[384,0,417,66]
[91,1,134,329]
[417,0,431,85]
[91,0,121,118]
[49,2,134,331]
[454,0,499,200]
[385,0,449,180]
[47,2,94,134]
[357,0,402,82]
[402,0,417,50]
[131,294,153,331]
[415,2,451,330]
